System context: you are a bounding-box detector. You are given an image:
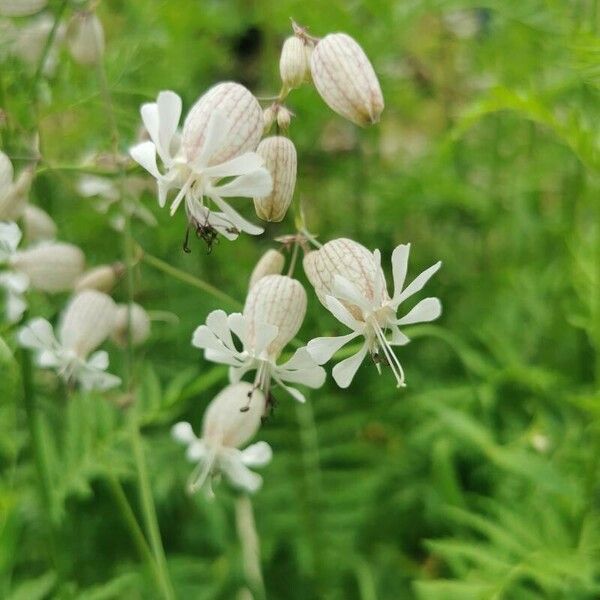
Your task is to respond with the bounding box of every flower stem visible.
[129,417,175,600]
[29,0,69,99]
[141,250,242,310]
[287,241,300,277]
[20,348,64,581]
[235,495,266,600]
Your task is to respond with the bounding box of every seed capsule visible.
[59,290,117,359]
[202,382,264,448]
[111,302,151,347]
[303,238,385,319]
[75,263,124,293]
[22,205,57,242]
[243,274,306,357]
[67,11,105,66]
[279,36,310,90]
[253,136,296,222]
[11,242,85,293]
[249,249,285,289]
[182,82,263,166]
[310,33,384,126]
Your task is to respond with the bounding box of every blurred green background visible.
[1,0,600,598]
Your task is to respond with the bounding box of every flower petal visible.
[325,295,363,330]
[172,421,197,445]
[156,90,182,164]
[220,451,263,493]
[201,152,264,179]
[17,318,57,352]
[130,141,162,180]
[395,261,442,306]
[0,221,22,261]
[240,441,272,467]
[389,325,410,346]
[307,331,361,365]
[206,309,235,350]
[391,243,410,303]
[331,275,372,314]
[209,194,264,236]
[332,342,369,388]
[395,297,442,326]
[211,167,272,199]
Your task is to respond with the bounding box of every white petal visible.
[191,324,222,352]
[275,364,326,389]
[0,151,14,190]
[140,102,159,147]
[240,441,272,467]
[273,377,307,403]
[17,318,57,352]
[186,440,207,462]
[156,90,182,164]
[201,152,263,179]
[253,322,279,356]
[0,271,29,293]
[227,312,247,346]
[395,261,442,306]
[331,275,372,314]
[395,297,442,326]
[209,194,264,236]
[193,110,229,168]
[325,295,363,330]
[78,366,121,391]
[389,325,410,346]
[307,332,361,365]
[391,243,410,303]
[206,309,235,350]
[129,141,162,180]
[212,167,272,199]
[332,343,369,388]
[87,350,109,370]
[5,290,26,323]
[220,452,263,493]
[278,346,319,370]
[172,421,197,445]
[0,221,22,261]
[205,347,245,367]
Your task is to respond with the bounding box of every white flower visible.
[304,238,442,388]
[192,275,326,405]
[111,302,151,347]
[66,10,104,66]
[17,290,120,391]
[0,222,84,322]
[172,382,272,497]
[129,84,272,240]
[0,150,33,221]
[248,249,285,289]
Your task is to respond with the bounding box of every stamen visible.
[187,446,217,494]
[372,320,405,387]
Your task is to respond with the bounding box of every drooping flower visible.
[66,10,104,66]
[111,302,151,347]
[17,290,120,391]
[129,83,272,242]
[172,382,272,497]
[248,249,285,289]
[310,33,384,127]
[303,238,442,388]
[192,274,326,406]
[75,263,124,294]
[0,150,34,221]
[0,222,84,322]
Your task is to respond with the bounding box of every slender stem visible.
[30,0,69,98]
[287,242,300,277]
[106,476,158,574]
[129,418,175,599]
[141,251,242,310]
[235,495,266,600]
[20,348,64,580]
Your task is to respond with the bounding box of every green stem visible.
[141,251,242,310]
[235,495,266,600]
[106,476,158,575]
[30,0,69,99]
[20,349,64,580]
[129,417,175,600]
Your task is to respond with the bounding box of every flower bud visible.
[243,274,306,357]
[249,249,285,289]
[279,36,310,90]
[11,242,85,293]
[253,136,296,222]
[303,238,384,319]
[202,382,264,448]
[58,290,117,359]
[310,33,384,126]
[0,165,33,221]
[111,302,151,347]
[262,105,276,132]
[182,82,263,166]
[22,205,57,242]
[276,106,293,130]
[67,11,105,66]
[0,0,46,16]
[74,263,124,293]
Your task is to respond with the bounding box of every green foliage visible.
[1,0,599,598]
